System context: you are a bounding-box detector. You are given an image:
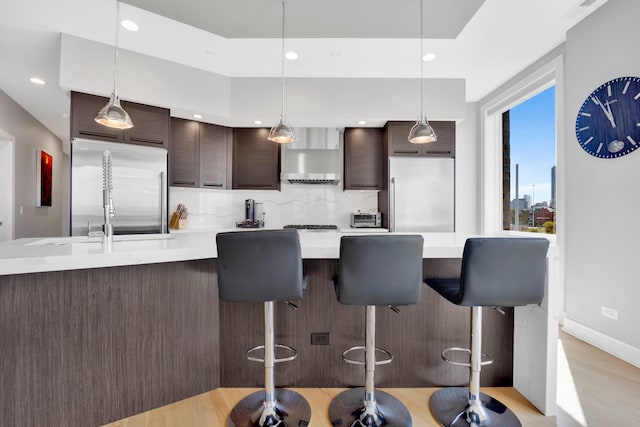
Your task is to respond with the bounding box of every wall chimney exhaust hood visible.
[280,127,342,184]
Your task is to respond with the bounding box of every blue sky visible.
[509,86,556,204]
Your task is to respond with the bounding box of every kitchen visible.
[1,0,640,426]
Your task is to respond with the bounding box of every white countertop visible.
[0,231,475,276]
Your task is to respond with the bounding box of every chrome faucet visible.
[102,150,115,246]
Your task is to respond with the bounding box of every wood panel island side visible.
[0,232,558,426]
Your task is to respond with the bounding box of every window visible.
[480,54,561,236]
[502,86,556,234]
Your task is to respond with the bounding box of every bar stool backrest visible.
[216,229,304,302]
[336,235,424,306]
[458,237,549,307]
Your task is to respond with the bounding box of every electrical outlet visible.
[311,332,330,345]
[601,306,618,320]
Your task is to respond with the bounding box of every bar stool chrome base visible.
[227,388,311,427]
[329,387,412,427]
[429,387,521,427]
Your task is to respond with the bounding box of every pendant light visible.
[268,0,295,144]
[408,0,436,144]
[95,1,134,129]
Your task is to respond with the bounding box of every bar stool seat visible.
[425,237,549,427]
[329,234,424,427]
[216,229,311,427]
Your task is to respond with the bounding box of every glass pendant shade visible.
[268,0,295,144]
[409,0,436,144]
[408,116,437,144]
[268,114,295,143]
[95,1,133,130]
[94,92,133,129]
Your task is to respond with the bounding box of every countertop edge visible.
[0,232,557,276]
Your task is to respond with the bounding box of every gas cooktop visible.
[283,224,338,230]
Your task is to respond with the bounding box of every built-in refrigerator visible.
[71,138,168,236]
[388,157,455,232]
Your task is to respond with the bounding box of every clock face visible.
[575,76,640,158]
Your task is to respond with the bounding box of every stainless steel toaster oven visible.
[350,212,382,228]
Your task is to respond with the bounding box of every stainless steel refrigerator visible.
[71,138,168,236]
[388,157,455,232]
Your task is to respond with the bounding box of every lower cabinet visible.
[170,118,231,188]
[232,128,281,190]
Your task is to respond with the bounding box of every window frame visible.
[479,54,564,243]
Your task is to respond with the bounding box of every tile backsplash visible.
[169,184,379,230]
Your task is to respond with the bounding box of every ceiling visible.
[0,0,608,143]
[123,0,484,39]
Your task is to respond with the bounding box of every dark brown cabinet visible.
[385,120,455,157]
[71,91,170,148]
[170,118,200,187]
[170,118,231,189]
[71,91,122,142]
[232,128,280,190]
[200,123,231,189]
[122,101,170,149]
[344,127,383,190]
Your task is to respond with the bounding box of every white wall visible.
[0,89,67,238]
[59,34,467,129]
[562,0,640,358]
[455,103,480,234]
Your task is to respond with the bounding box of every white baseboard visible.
[562,317,640,368]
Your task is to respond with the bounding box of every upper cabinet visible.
[344,127,382,190]
[70,91,170,148]
[71,92,122,142]
[170,118,200,187]
[385,121,455,157]
[199,123,231,189]
[121,101,170,149]
[170,118,231,189]
[232,128,280,190]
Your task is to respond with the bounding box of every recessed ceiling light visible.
[193,114,202,119]
[285,51,298,60]
[422,53,436,62]
[121,20,139,32]
[29,77,46,85]
[357,120,367,125]
[254,120,263,125]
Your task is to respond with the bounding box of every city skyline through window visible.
[503,85,556,233]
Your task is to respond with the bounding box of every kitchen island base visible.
[1,258,513,427]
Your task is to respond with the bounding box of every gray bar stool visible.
[329,235,424,427]
[425,237,549,427]
[216,229,311,427]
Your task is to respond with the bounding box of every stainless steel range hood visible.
[281,128,342,185]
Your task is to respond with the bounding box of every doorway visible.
[0,130,15,242]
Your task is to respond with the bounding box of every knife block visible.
[169,212,185,229]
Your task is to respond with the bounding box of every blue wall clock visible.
[575,76,640,158]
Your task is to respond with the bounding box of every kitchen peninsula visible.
[0,231,558,427]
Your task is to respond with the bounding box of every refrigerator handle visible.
[160,171,167,234]
[390,177,396,233]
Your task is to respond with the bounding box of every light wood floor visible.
[104,331,640,427]
[103,387,553,427]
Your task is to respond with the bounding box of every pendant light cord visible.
[113,0,120,98]
[280,0,286,116]
[419,0,423,120]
